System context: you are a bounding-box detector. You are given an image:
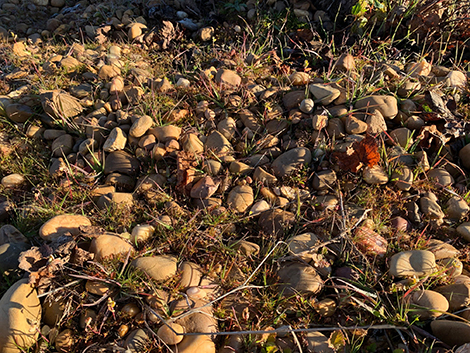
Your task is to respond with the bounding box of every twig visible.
[37,279,82,298]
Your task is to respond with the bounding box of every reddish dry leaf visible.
[333,134,380,173]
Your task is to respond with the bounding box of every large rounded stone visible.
[89,234,134,262]
[355,95,398,120]
[177,334,216,353]
[157,323,184,345]
[1,173,25,188]
[215,69,241,88]
[407,290,449,320]
[389,250,437,277]
[0,279,41,353]
[104,150,140,176]
[271,147,311,178]
[431,320,470,347]
[5,104,33,123]
[435,283,470,311]
[52,134,73,157]
[258,209,295,236]
[132,255,178,281]
[39,214,91,241]
[204,131,233,157]
[130,115,153,138]
[226,185,253,213]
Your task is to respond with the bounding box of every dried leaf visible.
[333,134,380,173]
[328,330,346,350]
[71,246,94,266]
[18,245,53,272]
[176,150,198,195]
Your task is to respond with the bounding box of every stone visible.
[125,329,149,352]
[425,239,459,260]
[313,298,336,317]
[288,233,320,260]
[179,261,202,288]
[306,332,334,353]
[128,23,146,41]
[428,168,454,187]
[190,176,219,199]
[345,116,368,134]
[103,127,127,152]
[436,283,470,311]
[355,95,398,120]
[230,240,260,256]
[354,225,388,256]
[98,192,134,209]
[89,234,134,262]
[181,134,204,154]
[131,225,155,243]
[99,65,120,80]
[258,209,295,236]
[227,185,254,213]
[457,223,470,242]
[85,280,110,295]
[150,125,182,143]
[283,91,305,109]
[104,151,140,176]
[205,131,233,157]
[420,196,444,220]
[390,127,412,148]
[309,84,341,105]
[278,262,323,295]
[253,167,277,184]
[215,69,241,88]
[312,170,336,191]
[177,334,216,353]
[249,200,270,216]
[335,53,355,71]
[459,144,470,170]
[407,59,432,77]
[271,147,311,178]
[5,104,33,123]
[0,279,41,353]
[39,214,91,241]
[389,250,437,277]
[130,115,153,138]
[446,70,467,88]
[55,329,74,352]
[0,225,28,244]
[312,114,328,130]
[60,56,81,70]
[217,118,237,140]
[229,161,253,175]
[407,290,449,320]
[326,118,345,138]
[41,90,83,119]
[203,160,222,175]
[157,323,184,345]
[431,320,470,347]
[299,98,314,113]
[1,173,25,188]
[52,134,73,156]
[363,165,388,185]
[51,0,65,6]
[132,255,178,281]
[391,166,413,191]
[446,196,469,219]
[199,26,214,41]
[289,72,310,85]
[0,242,29,272]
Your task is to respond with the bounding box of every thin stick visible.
[37,279,82,298]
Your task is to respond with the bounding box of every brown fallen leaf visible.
[176,150,198,195]
[333,134,381,173]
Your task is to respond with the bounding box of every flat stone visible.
[391,166,413,191]
[89,234,134,262]
[309,84,341,105]
[271,147,311,178]
[39,214,91,241]
[425,239,459,260]
[104,151,140,176]
[132,255,178,281]
[306,332,334,353]
[205,131,233,158]
[249,200,270,216]
[215,69,241,88]
[408,290,449,320]
[190,176,219,199]
[98,65,121,80]
[176,334,216,353]
[288,233,320,260]
[289,71,310,85]
[354,225,388,256]
[0,242,29,272]
[179,261,202,289]
[283,91,305,110]
[5,104,33,123]
[149,125,182,143]
[253,167,277,184]
[457,222,470,242]
[389,250,437,277]
[230,240,260,256]
[446,70,467,88]
[0,225,28,245]
[363,165,388,185]
[41,90,83,119]
[60,56,81,70]
[1,173,25,188]
[312,170,336,190]
[258,209,295,236]
[229,161,253,175]
[278,262,323,295]
[128,23,146,41]
[52,134,73,157]
[355,95,398,120]
[182,134,204,154]
[125,329,150,353]
[420,196,444,220]
[98,192,134,209]
[431,320,470,347]
[157,323,184,345]
[103,127,127,152]
[428,168,454,187]
[0,279,41,352]
[227,185,254,213]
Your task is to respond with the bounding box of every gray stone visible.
[309,84,341,105]
[6,104,33,123]
[278,262,323,295]
[258,209,295,236]
[104,150,140,176]
[227,185,253,213]
[446,196,469,219]
[312,170,336,190]
[428,168,454,187]
[132,256,177,282]
[52,134,73,157]
[391,166,413,191]
[431,320,470,347]
[355,95,398,120]
[103,127,127,152]
[0,242,29,272]
[363,165,388,185]
[420,196,444,219]
[271,147,311,178]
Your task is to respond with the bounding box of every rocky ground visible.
[1,0,470,352]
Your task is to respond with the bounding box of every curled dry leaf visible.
[333,134,380,173]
